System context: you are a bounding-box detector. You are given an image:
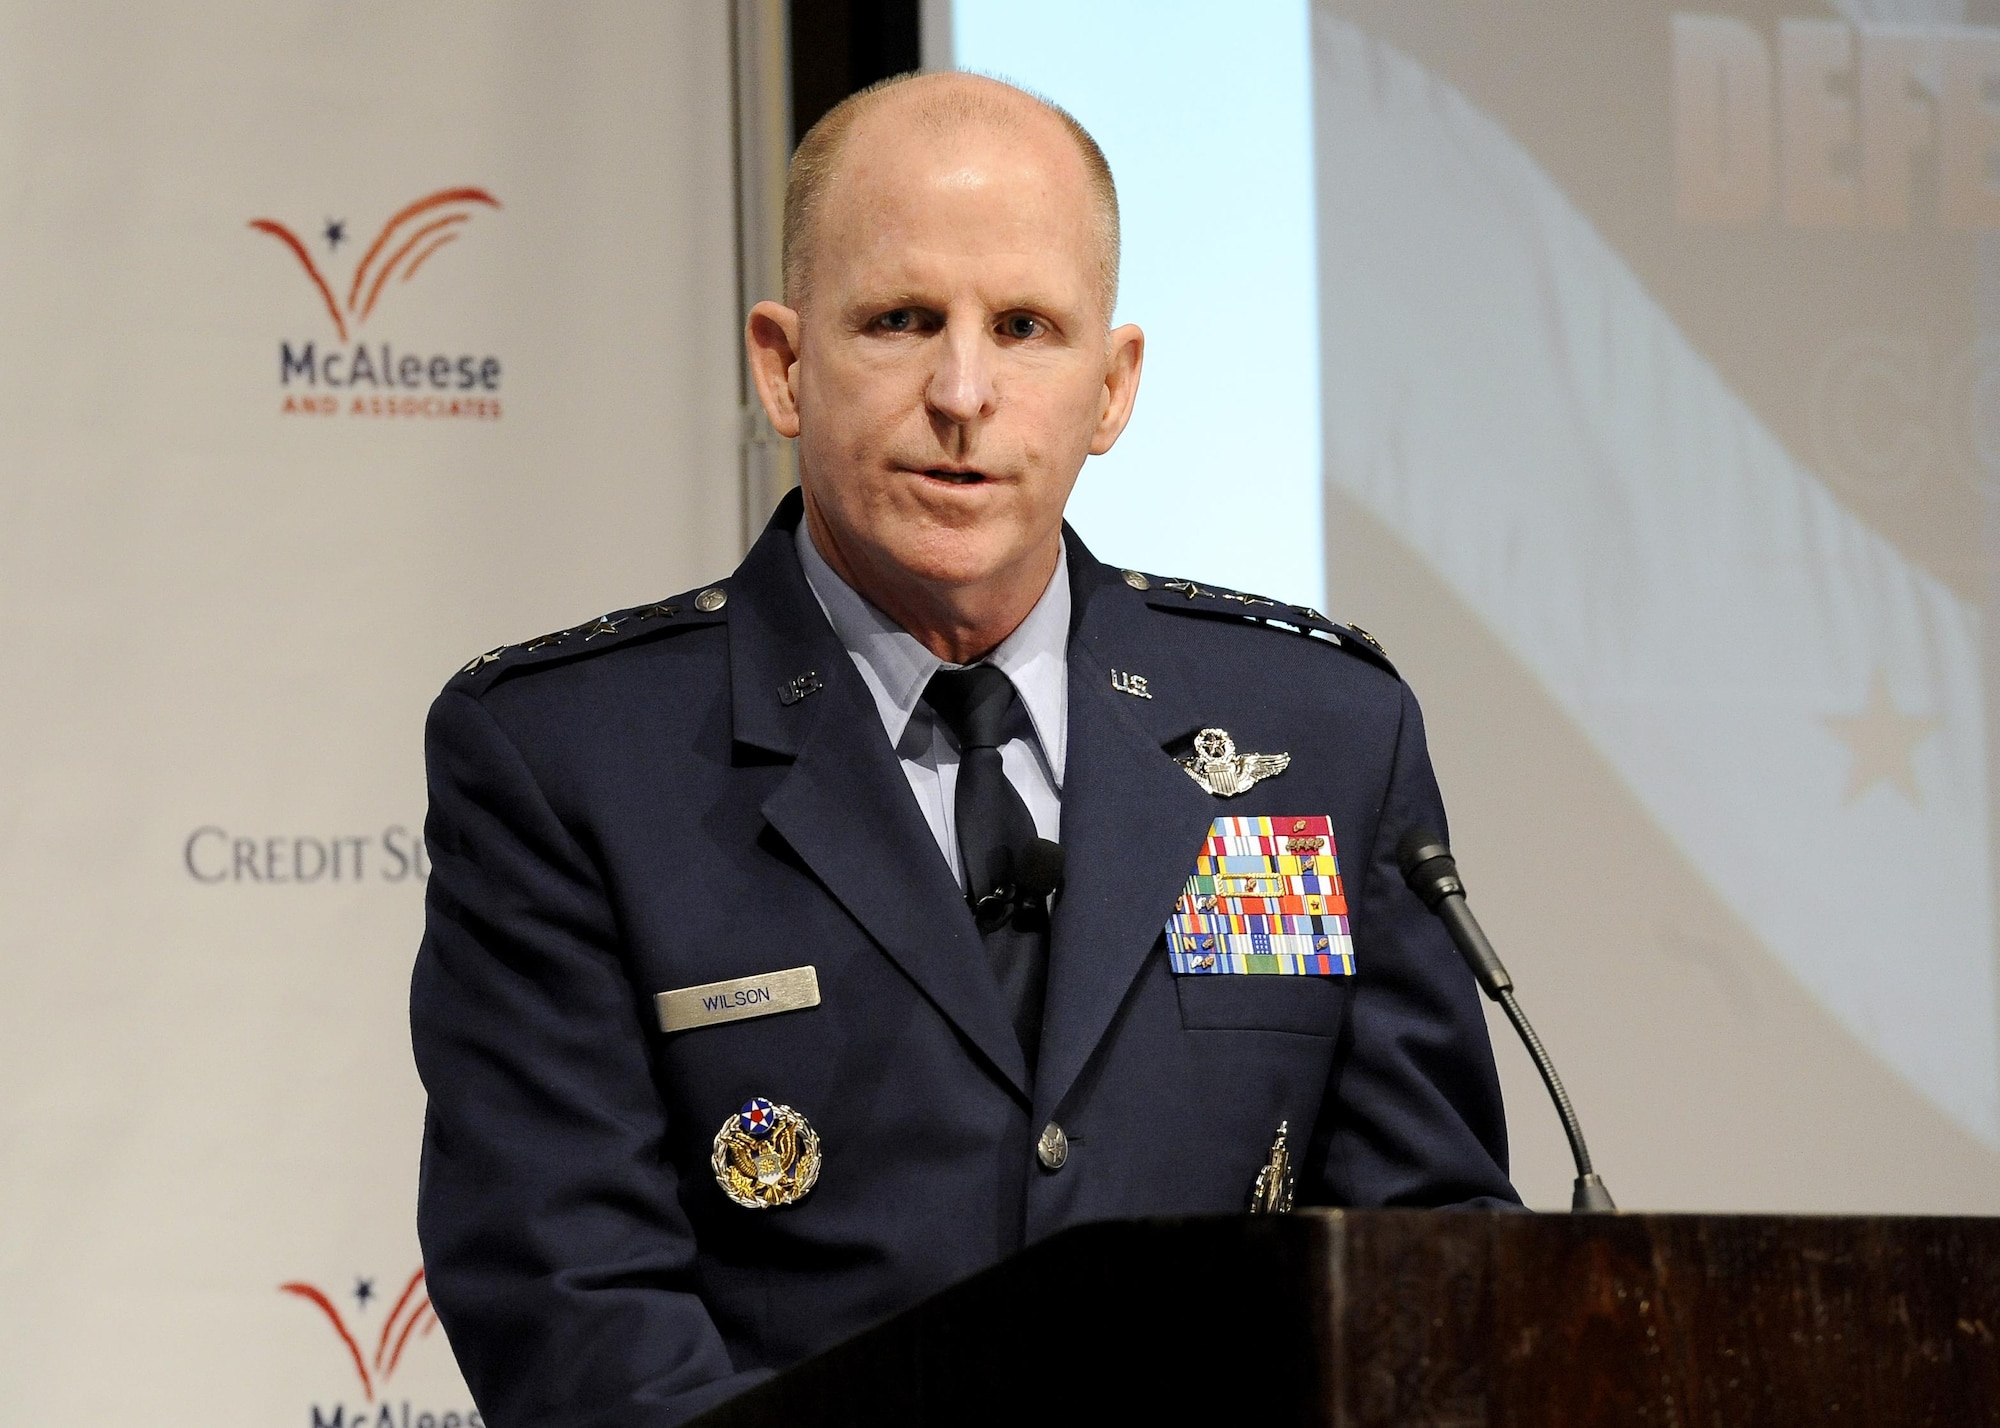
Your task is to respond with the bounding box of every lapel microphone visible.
[968,838,1065,921]
[1016,838,1065,902]
[1397,828,1616,1213]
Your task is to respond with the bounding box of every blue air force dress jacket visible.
[411,489,1518,1426]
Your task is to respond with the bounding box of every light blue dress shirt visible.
[794,520,1068,889]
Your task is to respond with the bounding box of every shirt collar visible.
[794,518,1069,785]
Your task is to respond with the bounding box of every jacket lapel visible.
[731,494,1030,1100]
[1034,544,1218,1121]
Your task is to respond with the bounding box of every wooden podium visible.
[692,1210,2000,1426]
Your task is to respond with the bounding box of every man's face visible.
[753,101,1142,609]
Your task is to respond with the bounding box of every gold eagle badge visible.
[711,1098,821,1209]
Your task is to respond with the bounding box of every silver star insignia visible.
[581,615,623,640]
[1178,727,1290,797]
[1345,623,1386,654]
[460,647,504,674]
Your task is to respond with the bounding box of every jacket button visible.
[1036,1122,1068,1170]
[694,587,727,613]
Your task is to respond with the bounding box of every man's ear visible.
[745,301,804,439]
[1089,323,1145,456]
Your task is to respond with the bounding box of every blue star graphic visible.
[354,1276,375,1311]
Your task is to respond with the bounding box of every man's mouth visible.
[918,465,990,485]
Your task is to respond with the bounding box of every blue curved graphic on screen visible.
[1313,15,1998,1145]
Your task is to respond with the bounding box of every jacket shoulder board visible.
[446,580,732,694]
[1119,567,1398,678]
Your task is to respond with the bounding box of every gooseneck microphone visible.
[1397,829,1616,1213]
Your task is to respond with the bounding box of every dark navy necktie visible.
[922,663,1050,1066]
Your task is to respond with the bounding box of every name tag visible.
[655,965,821,1034]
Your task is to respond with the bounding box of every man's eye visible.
[1001,315,1043,339]
[877,309,916,332]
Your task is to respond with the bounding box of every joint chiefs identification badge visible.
[712,1098,821,1209]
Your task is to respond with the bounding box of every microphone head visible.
[1016,838,1065,899]
[1396,827,1462,907]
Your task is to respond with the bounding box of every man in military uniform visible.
[412,71,1516,1426]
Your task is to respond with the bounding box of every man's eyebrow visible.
[845,288,1075,316]
[989,293,1068,314]
[846,289,936,311]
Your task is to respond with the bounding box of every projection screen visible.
[952,0,2000,1212]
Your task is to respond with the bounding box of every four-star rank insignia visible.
[712,1097,821,1209]
[1179,727,1290,797]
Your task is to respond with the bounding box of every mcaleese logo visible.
[252,187,504,420]
[284,1267,481,1427]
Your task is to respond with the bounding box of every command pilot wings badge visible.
[1179,727,1290,797]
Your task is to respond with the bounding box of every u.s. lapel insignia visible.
[712,1098,821,1209]
[779,670,822,706]
[1111,668,1152,699]
[1179,727,1290,797]
[1248,1120,1296,1214]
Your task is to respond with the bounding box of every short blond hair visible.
[782,71,1121,318]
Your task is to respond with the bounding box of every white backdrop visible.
[0,3,740,1419]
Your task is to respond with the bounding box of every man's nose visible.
[924,321,997,426]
